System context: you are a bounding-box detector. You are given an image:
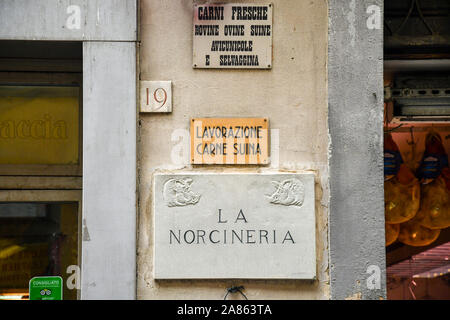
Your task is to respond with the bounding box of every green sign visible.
[29,276,63,300]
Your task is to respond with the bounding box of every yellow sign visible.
[0,86,79,165]
[190,118,269,164]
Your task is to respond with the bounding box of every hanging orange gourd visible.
[385,223,400,246]
[384,133,420,224]
[398,216,441,247]
[415,132,450,230]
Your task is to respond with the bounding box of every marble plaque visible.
[140,81,172,113]
[153,173,316,279]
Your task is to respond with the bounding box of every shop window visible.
[0,41,82,300]
[0,202,79,300]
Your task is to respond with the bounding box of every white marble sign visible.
[140,81,172,113]
[153,173,316,279]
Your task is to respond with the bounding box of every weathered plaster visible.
[137,0,329,299]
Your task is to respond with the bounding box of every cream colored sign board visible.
[153,173,316,279]
[193,4,273,69]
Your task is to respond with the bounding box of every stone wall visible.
[137,0,329,299]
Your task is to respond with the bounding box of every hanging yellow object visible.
[0,239,26,260]
[385,223,399,246]
[398,217,441,246]
[385,165,420,224]
[415,175,450,230]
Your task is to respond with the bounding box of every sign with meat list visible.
[193,4,273,69]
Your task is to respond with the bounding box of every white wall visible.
[137,0,329,299]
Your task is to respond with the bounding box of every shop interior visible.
[384,0,450,299]
[0,41,82,300]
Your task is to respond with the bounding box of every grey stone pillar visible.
[328,0,386,300]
